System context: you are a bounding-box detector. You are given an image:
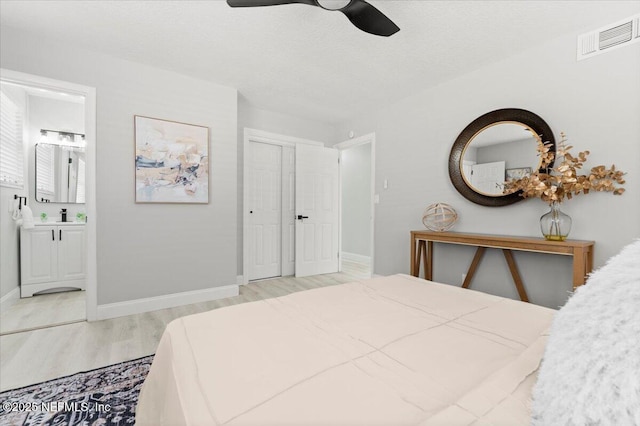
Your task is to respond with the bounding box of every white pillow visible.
[531,239,640,425]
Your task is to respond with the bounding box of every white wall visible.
[236,96,337,275]
[0,84,27,299]
[1,26,238,305]
[333,32,640,308]
[341,142,372,257]
[476,138,538,172]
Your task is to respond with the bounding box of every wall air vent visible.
[577,13,640,61]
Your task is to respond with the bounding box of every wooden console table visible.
[410,231,594,302]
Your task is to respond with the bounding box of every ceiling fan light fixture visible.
[316,0,351,10]
[226,0,399,36]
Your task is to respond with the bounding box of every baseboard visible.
[95,284,239,320]
[341,251,371,266]
[0,287,19,311]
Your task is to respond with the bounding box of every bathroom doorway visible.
[336,133,375,279]
[0,70,96,335]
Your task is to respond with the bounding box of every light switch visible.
[383,179,388,190]
[374,194,380,204]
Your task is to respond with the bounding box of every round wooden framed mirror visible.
[449,108,555,207]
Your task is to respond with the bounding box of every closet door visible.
[21,226,58,285]
[57,225,86,281]
[295,145,339,277]
[248,142,282,281]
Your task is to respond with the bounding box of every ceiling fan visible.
[226,0,400,37]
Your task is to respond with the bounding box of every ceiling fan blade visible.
[340,0,399,36]
[227,0,315,7]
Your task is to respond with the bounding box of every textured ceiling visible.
[1,1,638,124]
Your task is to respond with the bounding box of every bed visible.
[136,274,555,425]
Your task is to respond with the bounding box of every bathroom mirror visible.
[449,108,555,207]
[35,143,86,204]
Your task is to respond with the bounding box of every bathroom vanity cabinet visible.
[20,223,86,297]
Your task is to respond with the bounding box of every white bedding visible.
[136,274,554,425]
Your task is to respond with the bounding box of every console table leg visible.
[415,240,426,278]
[462,247,485,289]
[426,241,433,281]
[572,246,588,290]
[410,235,417,276]
[502,249,529,302]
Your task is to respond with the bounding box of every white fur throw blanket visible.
[531,239,640,425]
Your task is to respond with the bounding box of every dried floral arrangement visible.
[504,132,626,204]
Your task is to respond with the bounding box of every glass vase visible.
[540,201,572,241]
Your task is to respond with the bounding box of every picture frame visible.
[505,167,532,182]
[134,115,209,204]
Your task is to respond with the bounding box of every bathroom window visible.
[0,91,24,188]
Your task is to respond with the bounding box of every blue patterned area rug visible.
[0,355,153,426]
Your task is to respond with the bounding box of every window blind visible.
[36,143,55,195]
[76,157,86,203]
[0,91,24,188]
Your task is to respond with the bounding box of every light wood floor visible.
[0,290,86,336]
[0,262,370,392]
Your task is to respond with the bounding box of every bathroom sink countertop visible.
[32,221,86,226]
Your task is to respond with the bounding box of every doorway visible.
[243,129,340,283]
[0,69,97,333]
[336,133,375,278]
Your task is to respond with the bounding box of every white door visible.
[295,144,339,277]
[281,146,296,277]
[471,161,505,195]
[248,142,282,280]
[462,160,476,181]
[58,225,86,281]
[20,226,58,285]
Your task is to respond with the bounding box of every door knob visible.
[297,215,309,220]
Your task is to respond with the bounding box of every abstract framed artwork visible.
[505,167,532,182]
[134,115,209,203]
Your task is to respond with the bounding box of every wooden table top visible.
[411,230,594,254]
